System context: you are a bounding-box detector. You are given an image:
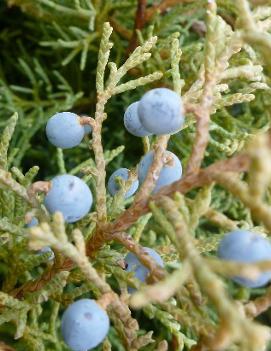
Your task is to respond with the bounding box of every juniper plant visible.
[1,1,271,351]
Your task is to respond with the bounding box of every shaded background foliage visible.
[2,0,265,179]
[0,1,269,179]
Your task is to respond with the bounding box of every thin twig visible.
[127,0,193,55]
[127,0,147,54]
[185,1,216,175]
[145,0,193,22]
[134,135,169,203]
[80,116,96,129]
[85,153,250,255]
[110,153,250,234]
[160,197,269,351]
[245,287,271,318]
[27,181,51,199]
[0,342,16,351]
[113,232,165,280]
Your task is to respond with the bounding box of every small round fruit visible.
[26,217,39,228]
[107,168,139,199]
[44,174,93,223]
[138,88,184,135]
[83,125,92,134]
[125,247,163,292]
[124,101,152,137]
[46,112,85,149]
[61,299,110,351]
[138,150,182,193]
[83,123,92,135]
[217,230,271,288]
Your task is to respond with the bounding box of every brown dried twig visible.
[85,153,250,256]
[109,17,132,40]
[87,134,169,256]
[27,181,51,199]
[12,257,74,299]
[127,0,193,55]
[80,116,96,129]
[110,153,250,234]
[16,149,251,300]
[245,287,271,318]
[0,342,16,351]
[145,0,193,23]
[127,0,147,54]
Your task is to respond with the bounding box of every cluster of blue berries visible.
[33,112,108,350]
[108,88,184,198]
[32,88,184,350]
[44,88,184,219]
[44,112,94,223]
[217,230,271,288]
[28,87,271,350]
[124,88,185,136]
[57,215,163,350]
[107,149,183,198]
[58,246,164,351]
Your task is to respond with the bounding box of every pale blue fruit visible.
[138,150,182,193]
[61,299,110,351]
[124,101,152,137]
[125,247,164,292]
[218,230,271,288]
[26,217,39,228]
[83,124,92,134]
[44,174,93,223]
[138,88,184,135]
[107,168,139,199]
[46,112,85,149]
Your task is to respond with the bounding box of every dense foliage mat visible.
[2,0,271,350]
